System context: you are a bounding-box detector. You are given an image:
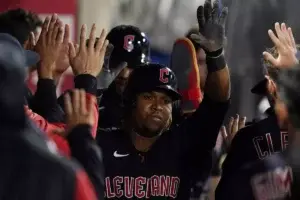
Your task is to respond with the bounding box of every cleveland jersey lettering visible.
[253,132,288,160]
[104,175,180,199]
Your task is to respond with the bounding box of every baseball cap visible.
[0,33,39,67]
[251,78,268,95]
[251,64,269,95]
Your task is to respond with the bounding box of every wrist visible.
[67,124,93,144]
[80,71,98,78]
[74,74,97,95]
[206,53,226,73]
[205,48,223,58]
[38,62,54,79]
[53,73,62,85]
[38,71,53,79]
[71,64,98,77]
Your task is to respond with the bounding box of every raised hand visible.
[35,14,64,79]
[97,44,127,89]
[220,114,246,149]
[24,32,38,70]
[64,89,94,134]
[190,0,228,52]
[69,24,109,77]
[24,32,36,51]
[263,22,299,69]
[54,24,71,81]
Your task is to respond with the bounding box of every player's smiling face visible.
[134,90,172,136]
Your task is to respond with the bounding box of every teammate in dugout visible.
[94,0,230,198]
[215,47,292,200]
[0,33,99,200]
[275,58,300,200]
[97,25,151,130]
[170,1,229,199]
[215,22,298,200]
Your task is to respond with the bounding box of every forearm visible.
[68,125,105,199]
[74,74,99,137]
[209,176,221,200]
[205,54,231,102]
[74,74,97,96]
[30,79,65,122]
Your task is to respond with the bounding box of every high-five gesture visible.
[54,24,71,80]
[263,22,299,69]
[64,89,95,133]
[69,24,109,77]
[35,14,64,79]
[220,114,246,150]
[190,0,228,52]
[24,32,37,52]
[97,43,127,88]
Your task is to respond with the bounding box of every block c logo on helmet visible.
[123,35,135,52]
[159,68,170,83]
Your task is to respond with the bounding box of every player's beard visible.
[123,113,163,138]
[134,117,172,138]
[133,124,164,138]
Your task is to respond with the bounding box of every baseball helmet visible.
[106,25,150,68]
[124,63,181,103]
[251,78,268,95]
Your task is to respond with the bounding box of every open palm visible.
[263,23,298,69]
[55,24,71,75]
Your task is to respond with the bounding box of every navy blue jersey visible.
[97,84,124,131]
[97,96,229,199]
[216,152,292,200]
[222,114,287,173]
[216,114,289,199]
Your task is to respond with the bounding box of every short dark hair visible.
[0,8,42,45]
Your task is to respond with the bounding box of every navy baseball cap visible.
[0,33,39,67]
[251,78,268,95]
[251,64,269,95]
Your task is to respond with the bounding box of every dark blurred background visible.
[114,0,300,120]
[2,0,299,120]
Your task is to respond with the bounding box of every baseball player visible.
[170,0,229,199]
[96,0,230,197]
[216,22,298,200]
[97,25,151,130]
[95,25,186,131]
[97,60,229,199]
[0,33,98,200]
[216,55,289,200]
